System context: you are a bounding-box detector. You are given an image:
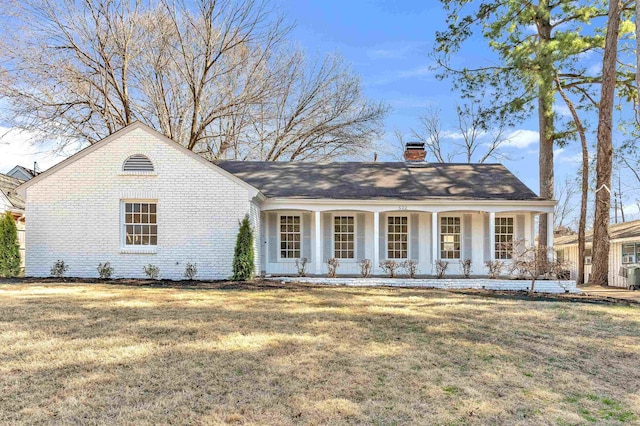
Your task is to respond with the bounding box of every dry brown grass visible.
[1,281,639,425]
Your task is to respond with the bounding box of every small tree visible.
[509,245,569,293]
[0,212,21,277]
[232,214,254,281]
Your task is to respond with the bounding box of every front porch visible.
[259,201,555,277]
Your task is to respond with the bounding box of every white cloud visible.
[502,129,539,148]
[0,127,67,174]
[554,103,572,118]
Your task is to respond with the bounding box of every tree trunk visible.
[555,77,588,285]
[537,7,555,249]
[591,0,621,287]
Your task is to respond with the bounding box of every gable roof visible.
[16,121,260,197]
[7,165,40,181]
[0,173,25,210]
[555,220,640,246]
[216,161,543,201]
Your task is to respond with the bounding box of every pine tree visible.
[232,214,254,281]
[0,212,21,277]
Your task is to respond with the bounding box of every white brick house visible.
[17,122,556,280]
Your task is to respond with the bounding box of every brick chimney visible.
[404,142,426,162]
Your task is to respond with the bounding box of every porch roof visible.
[217,161,543,201]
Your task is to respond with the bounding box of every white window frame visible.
[332,213,357,261]
[439,215,462,260]
[386,214,410,260]
[622,243,638,264]
[584,247,592,265]
[120,200,158,253]
[494,216,515,260]
[277,213,302,262]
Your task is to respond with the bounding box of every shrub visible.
[460,259,472,278]
[184,262,197,280]
[435,260,449,279]
[97,262,113,279]
[0,212,21,277]
[379,259,400,278]
[295,258,308,277]
[359,259,372,278]
[232,214,254,281]
[50,260,68,278]
[401,259,418,278]
[485,260,504,279]
[143,264,160,280]
[327,258,339,277]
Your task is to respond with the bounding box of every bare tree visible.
[0,0,386,161]
[555,77,589,285]
[509,241,570,294]
[407,101,510,163]
[554,176,579,234]
[591,0,622,287]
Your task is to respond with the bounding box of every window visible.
[124,202,157,246]
[387,216,408,259]
[622,243,639,264]
[495,217,514,259]
[584,248,592,265]
[334,216,355,259]
[279,215,301,259]
[123,154,154,172]
[440,217,460,259]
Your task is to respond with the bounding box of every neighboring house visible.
[7,164,40,181]
[17,122,556,280]
[0,173,26,266]
[555,220,640,288]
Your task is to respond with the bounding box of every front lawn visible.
[1,281,639,424]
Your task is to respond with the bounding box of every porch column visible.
[547,211,554,260]
[373,211,380,274]
[314,211,322,274]
[489,212,496,262]
[431,213,438,265]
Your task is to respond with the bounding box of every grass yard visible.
[1,281,639,425]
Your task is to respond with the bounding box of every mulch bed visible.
[1,277,638,305]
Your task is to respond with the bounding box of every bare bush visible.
[508,245,571,293]
[379,260,400,278]
[295,258,308,277]
[401,260,418,278]
[184,263,197,280]
[327,258,340,278]
[359,259,372,278]
[485,260,504,279]
[460,259,472,278]
[435,260,449,279]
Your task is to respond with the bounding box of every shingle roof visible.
[0,173,25,210]
[216,161,543,201]
[555,220,640,246]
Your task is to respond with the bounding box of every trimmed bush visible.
[184,262,197,280]
[0,212,20,277]
[50,260,68,278]
[143,264,160,280]
[97,262,114,279]
[232,214,254,281]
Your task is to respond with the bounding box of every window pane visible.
[124,203,157,246]
[280,215,302,259]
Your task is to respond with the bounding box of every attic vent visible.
[123,154,154,172]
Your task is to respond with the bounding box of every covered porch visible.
[259,200,555,277]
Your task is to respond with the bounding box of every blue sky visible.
[0,0,611,210]
[276,0,587,193]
